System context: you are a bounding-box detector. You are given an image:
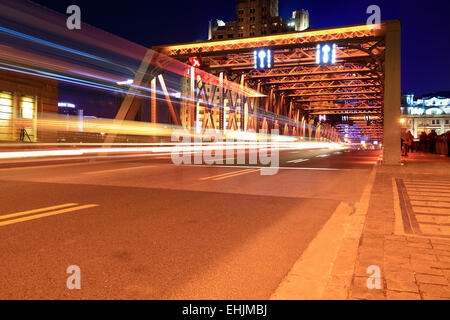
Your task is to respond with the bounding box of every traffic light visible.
[189,56,202,68]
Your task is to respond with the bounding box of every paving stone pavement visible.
[324,153,450,300]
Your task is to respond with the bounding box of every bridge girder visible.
[154,22,398,146]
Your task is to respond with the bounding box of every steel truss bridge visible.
[148,22,401,145]
[0,1,402,164]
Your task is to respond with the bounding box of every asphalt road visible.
[0,148,381,299]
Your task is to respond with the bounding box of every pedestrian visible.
[419,131,427,153]
[442,134,449,156]
[401,129,409,156]
[436,134,443,155]
[428,130,437,154]
[447,131,450,157]
[407,131,414,153]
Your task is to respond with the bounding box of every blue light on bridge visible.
[254,49,273,70]
[316,43,337,64]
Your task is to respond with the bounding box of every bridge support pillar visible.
[383,20,401,165]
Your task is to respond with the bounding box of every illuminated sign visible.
[316,44,337,64]
[254,49,273,69]
[189,56,202,68]
[426,108,444,115]
[319,115,327,122]
[406,94,414,105]
[408,107,425,115]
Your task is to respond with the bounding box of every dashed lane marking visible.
[0,203,99,227]
[287,159,309,164]
[199,168,257,181]
[83,165,154,175]
[213,168,260,181]
[0,203,78,221]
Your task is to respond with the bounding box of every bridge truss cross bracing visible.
[155,22,401,158]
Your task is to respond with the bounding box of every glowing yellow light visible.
[159,24,384,52]
[21,97,35,119]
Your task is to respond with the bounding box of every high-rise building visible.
[209,0,309,40]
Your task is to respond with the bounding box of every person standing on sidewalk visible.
[419,131,427,153]
[428,130,438,154]
[407,131,414,153]
[446,130,450,157]
[401,129,412,156]
[442,134,449,156]
[401,129,407,156]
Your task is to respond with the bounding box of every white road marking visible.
[287,158,309,164]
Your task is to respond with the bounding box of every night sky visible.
[32,0,450,96]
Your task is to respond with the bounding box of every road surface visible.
[0,148,381,299]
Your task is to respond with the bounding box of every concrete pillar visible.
[383,20,402,165]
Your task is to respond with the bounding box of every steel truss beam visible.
[155,25,384,57]
[153,22,390,142]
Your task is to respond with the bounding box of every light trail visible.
[0,1,343,153]
[0,140,346,160]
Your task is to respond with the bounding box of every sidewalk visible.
[324,152,450,300]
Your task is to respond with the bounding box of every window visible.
[0,91,13,141]
[0,91,12,121]
[446,120,449,125]
[228,34,233,39]
[20,96,36,141]
[21,96,34,119]
[250,9,256,13]
[218,35,223,39]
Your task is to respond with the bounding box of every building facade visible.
[401,94,450,137]
[209,0,309,40]
[0,69,58,142]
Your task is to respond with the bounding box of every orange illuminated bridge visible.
[154,21,402,164]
